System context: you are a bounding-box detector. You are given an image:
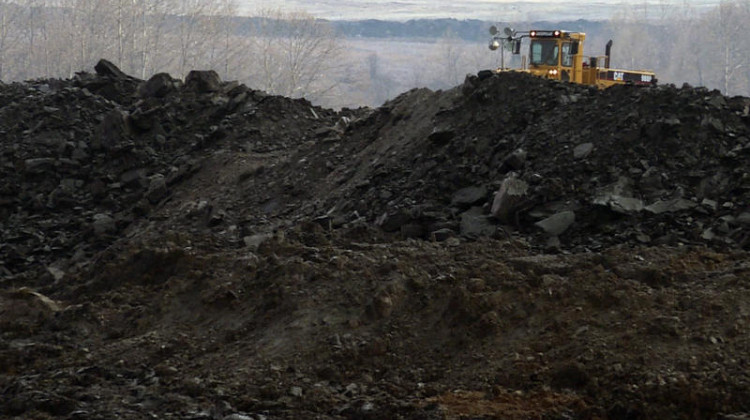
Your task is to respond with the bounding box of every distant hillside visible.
[330,18,608,42]
[231,17,609,43]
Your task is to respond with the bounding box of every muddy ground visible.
[1,61,750,419]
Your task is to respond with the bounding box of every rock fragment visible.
[460,207,496,238]
[243,234,272,251]
[94,59,129,79]
[505,148,527,169]
[428,127,455,144]
[430,228,455,242]
[491,176,528,222]
[535,211,575,236]
[645,198,697,214]
[736,212,750,226]
[92,213,116,236]
[185,70,222,93]
[139,73,180,98]
[146,174,168,204]
[593,194,644,214]
[573,142,594,159]
[451,186,487,208]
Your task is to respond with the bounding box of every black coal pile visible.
[4,61,750,420]
[2,61,750,286]
[293,71,750,251]
[0,60,337,285]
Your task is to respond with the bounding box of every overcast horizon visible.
[237,0,724,21]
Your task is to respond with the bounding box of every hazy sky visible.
[237,0,723,21]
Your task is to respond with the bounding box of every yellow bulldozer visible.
[487,27,656,88]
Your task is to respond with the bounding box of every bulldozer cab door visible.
[560,41,579,82]
[561,43,573,66]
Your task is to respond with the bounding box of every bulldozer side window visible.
[531,40,559,66]
[570,41,579,55]
[561,43,573,67]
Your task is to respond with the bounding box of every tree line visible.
[0,1,342,104]
[606,0,750,97]
[0,0,748,109]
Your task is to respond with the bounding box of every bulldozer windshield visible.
[530,39,559,66]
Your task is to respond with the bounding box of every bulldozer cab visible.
[488,27,656,88]
[524,30,585,83]
[530,39,559,66]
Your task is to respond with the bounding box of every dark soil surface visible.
[1,61,750,419]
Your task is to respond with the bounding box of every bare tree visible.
[366,52,398,105]
[0,0,24,80]
[172,0,205,75]
[607,0,750,96]
[467,41,503,73]
[701,1,749,95]
[658,2,701,86]
[246,9,343,102]
[138,0,174,77]
[201,0,241,76]
[607,4,660,71]
[433,28,465,88]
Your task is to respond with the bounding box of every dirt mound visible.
[2,61,750,419]
[267,71,750,251]
[0,60,338,286]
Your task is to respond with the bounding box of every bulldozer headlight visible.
[530,30,537,37]
[490,40,500,51]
